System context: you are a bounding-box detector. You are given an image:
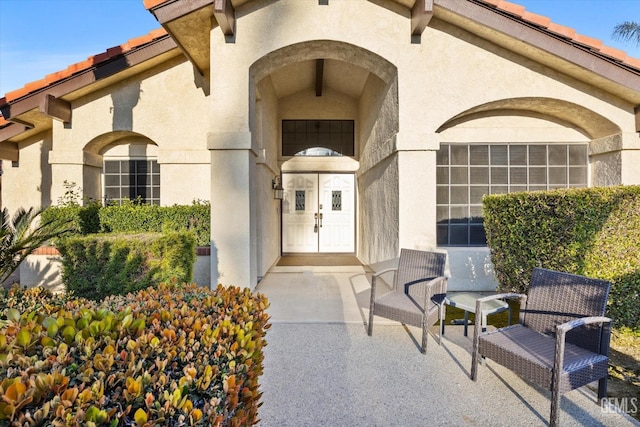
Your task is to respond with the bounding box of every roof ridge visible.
[0,27,168,105]
[474,0,640,70]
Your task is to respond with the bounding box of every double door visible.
[282,173,355,253]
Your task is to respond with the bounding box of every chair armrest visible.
[412,276,448,309]
[553,316,613,381]
[371,267,398,295]
[372,267,398,278]
[556,316,612,334]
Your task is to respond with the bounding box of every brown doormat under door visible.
[277,255,361,266]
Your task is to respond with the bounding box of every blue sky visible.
[1,0,639,97]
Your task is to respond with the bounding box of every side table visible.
[443,292,511,337]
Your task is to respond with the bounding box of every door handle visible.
[319,213,323,228]
[314,213,318,233]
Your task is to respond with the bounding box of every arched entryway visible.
[249,40,399,263]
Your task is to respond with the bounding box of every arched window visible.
[103,142,159,205]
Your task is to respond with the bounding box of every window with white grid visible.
[436,143,588,246]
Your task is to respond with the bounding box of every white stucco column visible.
[208,131,257,289]
[48,150,102,203]
[396,132,438,250]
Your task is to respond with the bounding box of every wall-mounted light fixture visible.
[272,175,284,200]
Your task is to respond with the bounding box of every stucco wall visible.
[48,56,210,206]
[2,132,53,216]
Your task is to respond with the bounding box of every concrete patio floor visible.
[255,265,640,427]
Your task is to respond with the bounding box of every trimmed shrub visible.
[99,201,210,247]
[56,232,196,301]
[43,201,210,246]
[483,185,640,330]
[0,282,270,426]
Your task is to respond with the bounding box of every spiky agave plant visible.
[0,207,72,285]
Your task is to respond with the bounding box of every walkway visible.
[255,265,639,427]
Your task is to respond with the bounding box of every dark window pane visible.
[105,175,120,187]
[549,145,567,166]
[104,161,120,173]
[436,206,449,222]
[436,186,449,204]
[529,167,546,185]
[282,120,354,156]
[490,186,508,194]
[451,145,468,165]
[451,167,468,184]
[569,167,587,185]
[449,206,468,222]
[332,191,342,211]
[470,186,489,204]
[450,225,469,245]
[437,226,449,245]
[529,145,546,165]
[105,187,121,199]
[491,167,508,184]
[470,145,489,165]
[437,146,449,165]
[470,167,489,184]
[437,167,449,184]
[569,145,587,165]
[510,146,527,165]
[510,167,527,184]
[470,205,484,222]
[469,225,486,245]
[295,191,305,211]
[490,145,508,165]
[549,167,567,185]
[451,187,468,204]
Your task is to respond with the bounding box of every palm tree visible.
[613,21,640,46]
[0,207,72,285]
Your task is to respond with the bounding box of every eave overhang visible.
[0,35,179,148]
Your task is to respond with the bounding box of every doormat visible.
[277,255,362,266]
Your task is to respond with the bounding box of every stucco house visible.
[1,0,639,291]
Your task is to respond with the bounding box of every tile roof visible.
[475,0,640,70]
[0,28,168,107]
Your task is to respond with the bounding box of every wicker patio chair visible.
[367,249,447,354]
[470,267,612,427]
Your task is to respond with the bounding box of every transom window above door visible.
[282,120,354,156]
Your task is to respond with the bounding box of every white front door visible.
[282,173,355,253]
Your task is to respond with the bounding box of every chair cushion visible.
[479,324,609,393]
[374,291,439,328]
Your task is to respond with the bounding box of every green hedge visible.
[42,201,210,246]
[56,232,196,301]
[483,185,640,330]
[0,282,270,426]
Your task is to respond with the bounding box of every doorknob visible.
[319,213,323,228]
[314,213,318,233]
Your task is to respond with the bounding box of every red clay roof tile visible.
[2,28,168,103]
[574,34,603,52]
[599,45,628,62]
[521,11,551,29]
[478,0,639,69]
[546,22,577,40]
[143,0,169,10]
[496,1,525,17]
